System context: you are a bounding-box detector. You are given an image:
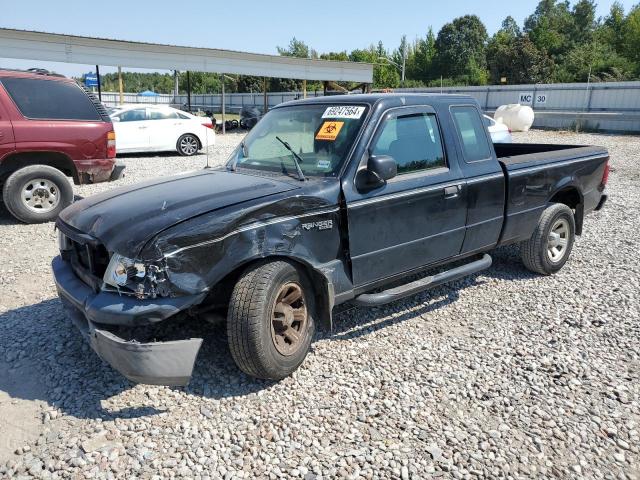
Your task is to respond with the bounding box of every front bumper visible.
[52,256,205,386]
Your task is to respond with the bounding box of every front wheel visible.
[521,203,576,275]
[227,261,315,380]
[2,165,73,223]
[176,134,200,156]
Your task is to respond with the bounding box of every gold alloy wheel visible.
[270,282,308,356]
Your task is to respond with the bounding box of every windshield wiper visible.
[275,136,306,181]
[229,141,248,171]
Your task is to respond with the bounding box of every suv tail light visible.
[601,160,610,187]
[107,131,116,158]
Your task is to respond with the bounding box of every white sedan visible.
[111,106,215,156]
[484,115,513,143]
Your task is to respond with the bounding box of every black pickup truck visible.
[52,94,609,386]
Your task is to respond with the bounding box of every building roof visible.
[0,28,373,83]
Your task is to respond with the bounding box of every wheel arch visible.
[201,254,335,331]
[0,151,78,184]
[548,185,584,235]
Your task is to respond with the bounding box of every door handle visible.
[138,126,148,129]
[444,185,461,198]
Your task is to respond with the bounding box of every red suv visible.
[0,69,124,223]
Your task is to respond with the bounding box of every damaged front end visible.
[53,224,207,386]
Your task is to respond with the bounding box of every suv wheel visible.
[227,261,315,380]
[177,134,200,156]
[521,203,576,275]
[2,165,73,223]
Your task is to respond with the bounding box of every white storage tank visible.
[494,104,535,132]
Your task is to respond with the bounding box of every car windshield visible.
[228,104,368,178]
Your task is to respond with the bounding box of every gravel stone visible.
[1,130,639,478]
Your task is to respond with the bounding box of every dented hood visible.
[59,169,300,256]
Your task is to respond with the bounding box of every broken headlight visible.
[103,253,171,299]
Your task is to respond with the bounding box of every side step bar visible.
[352,254,492,307]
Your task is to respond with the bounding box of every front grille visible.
[70,239,109,279]
[60,229,110,291]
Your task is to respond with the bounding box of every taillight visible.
[107,131,116,158]
[601,161,610,187]
[202,122,213,129]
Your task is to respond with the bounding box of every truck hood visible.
[59,169,300,256]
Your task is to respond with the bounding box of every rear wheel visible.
[227,261,315,380]
[176,134,200,156]
[521,203,575,275]
[2,165,73,223]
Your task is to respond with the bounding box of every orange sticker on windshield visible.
[315,121,344,141]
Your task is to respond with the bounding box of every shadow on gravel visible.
[0,246,537,420]
[0,203,19,226]
[0,298,270,420]
[115,152,207,159]
[327,246,538,340]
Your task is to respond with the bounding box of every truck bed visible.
[494,143,609,247]
[494,143,608,169]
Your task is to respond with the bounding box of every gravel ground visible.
[0,130,638,479]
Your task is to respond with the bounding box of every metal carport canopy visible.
[0,28,373,83]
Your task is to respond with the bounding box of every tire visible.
[521,203,576,275]
[227,261,316,380]
[2,165,73,224]
[176,134,200,156]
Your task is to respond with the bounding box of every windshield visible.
[228,104,369,178]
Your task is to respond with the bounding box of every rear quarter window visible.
[1,77,102,121]
[451,106,492,162]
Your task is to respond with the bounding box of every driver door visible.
[344,106,468,287]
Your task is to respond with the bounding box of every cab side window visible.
[451,106,491,162]
[118,109,147,122]
[372,113,446,175]
[149,110,178,120]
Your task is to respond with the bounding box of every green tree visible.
[622,5,640,69]
[277,37,315,59]
[597,2,626,54]
[487,17,553,84]
[406,28,437,83]
[524,0,574,57]
[350,43,400,89]
[554,41,629,82]
[571,0,597,41]
[434,15,489,82]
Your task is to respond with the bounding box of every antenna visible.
[204,119,211,169]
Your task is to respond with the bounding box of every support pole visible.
[95,65,102,102]
[303,79,307,99]
[263,77,268,114]
[186,71,192,112]
[173,70,179,97]
[221,74,226,135]
[118,66,124,105]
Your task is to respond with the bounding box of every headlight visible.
[103,253,170,298]
[104,254,146,287]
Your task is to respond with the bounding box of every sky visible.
[1,0,637,77]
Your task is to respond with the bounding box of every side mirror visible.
[356,154,397,191]
[368,154,397,181]
[111,116,121,122]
